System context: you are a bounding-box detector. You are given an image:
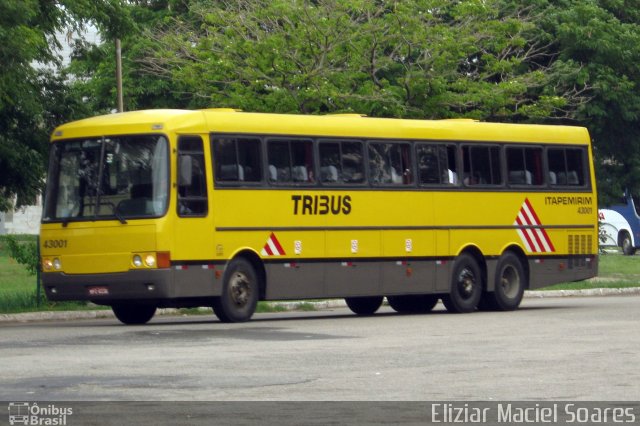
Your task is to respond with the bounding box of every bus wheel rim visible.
[230,272,250,307]
[500,265,519,299]
[457,267,476,299]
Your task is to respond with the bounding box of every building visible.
[0,196,42,235]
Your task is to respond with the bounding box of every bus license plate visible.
[87,286,109,296]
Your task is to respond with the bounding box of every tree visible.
[45,0,640,203]
[0,0,130,211]
[135,0,640,202]
[134,0,591,120]
[543,1,640,203]
[68,0,193,112]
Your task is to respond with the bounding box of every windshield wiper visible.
[114,205,128,225]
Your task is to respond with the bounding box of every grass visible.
[256,302,290,313]
[0,236,95,314]
[1,234,638,314]
[595,250,640,276]
[543,249,640,291]
[543,281,640,291]
[0,236,41,313]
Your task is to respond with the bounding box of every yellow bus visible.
[40,109,598,324]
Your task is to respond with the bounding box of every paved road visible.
[1,295,639,403]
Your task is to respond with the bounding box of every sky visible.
[54,25,100,67]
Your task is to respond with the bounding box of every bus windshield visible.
[43,135,169,223]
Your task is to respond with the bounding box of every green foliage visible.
[3,0,640,205]
[255,302,289,313]
[1,235,38,275]
[0,290,45,314]
[544,0,640,201]
[67,0,192,112]
[123,0,579,119]
[0,236,101,313]
[0,0,131,212]
[542,280,640,290]
[0,288,94,314]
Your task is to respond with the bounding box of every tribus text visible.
[292,195,352,215]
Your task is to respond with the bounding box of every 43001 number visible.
[43,239,67,249]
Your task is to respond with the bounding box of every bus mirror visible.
[179,155,193,187]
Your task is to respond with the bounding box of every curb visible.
[523,287,640,298]
[2,288,639,323]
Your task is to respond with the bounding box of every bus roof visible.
[51,108,591,145]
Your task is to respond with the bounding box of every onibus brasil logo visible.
[8,402,72,426]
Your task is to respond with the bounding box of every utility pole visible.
[115,38,123,112]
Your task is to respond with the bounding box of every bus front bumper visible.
[42,269,174,302]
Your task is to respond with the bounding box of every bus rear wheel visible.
[213,258,259,323]
[482,252,526,311]
[112,303,157,325]
[442,253,482,313]
[345,296,383,315]
[387,295,439,313]
[620,232,636,256]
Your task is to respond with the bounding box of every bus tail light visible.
[157,252,171,269]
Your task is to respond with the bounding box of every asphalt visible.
[1,287,639,323]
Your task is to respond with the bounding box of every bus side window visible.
[416,143,457,185]
[342,141,365,183]
[177,136,208,217]
[212,136,262,183]
[318,140,365,185]
[548,147,586,187]
[319,142,341,183]
[267,139,314,184]
[462,145,502,186]
[416,144,441,184]
[507,146,544,186]
[565,148,586,185]
[443,145,458,184]
[368,142,413,185]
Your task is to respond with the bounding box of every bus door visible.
[172,135,217,297]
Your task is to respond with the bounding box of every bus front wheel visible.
[442,253,482,313]
[112,304,157,325]
[345,296,383,315]
[213,258,259,323]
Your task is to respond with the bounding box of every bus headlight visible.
[132,252,166,269]
[144,254,156,267]
[43,258,53,271]
[42,258,62,271]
